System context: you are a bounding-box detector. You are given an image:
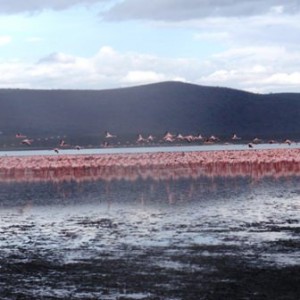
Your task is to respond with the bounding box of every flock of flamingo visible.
[0,146,299,183]
[12,131,296,151]
[0,130,298,183]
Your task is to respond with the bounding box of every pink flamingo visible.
[21,139,32,146]
[283,139,292,145]
[16,133,27,139]
[232,134,241,140]
[105,131,117,138]
[176,133,185,141]
[136,134,147,143]
[59,139,67,147]
[163,132,175,142]
[252,138,262,144]
[147,135,155,142]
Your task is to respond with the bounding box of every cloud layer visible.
[0,47,200,89]
[0,0,102,13]
[1,46,300,93]
[0,1,299,93]
[104,0,300,21]
[1,0,299,17]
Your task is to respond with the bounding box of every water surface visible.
[0,142,299,157]
[0,175,299,299]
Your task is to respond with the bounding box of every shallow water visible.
[0,175,299,299]
[0,142,300,157]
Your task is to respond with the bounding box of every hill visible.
[0,81,299,148]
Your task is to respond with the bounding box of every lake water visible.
[0,142,300,157]
[0,166,299,299]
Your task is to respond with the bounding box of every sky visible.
[0,0,300,93]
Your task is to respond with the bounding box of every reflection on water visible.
[0,174,299,299]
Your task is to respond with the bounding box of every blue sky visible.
[0,0,300,92]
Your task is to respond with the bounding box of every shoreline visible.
[0,148,300,183]
[1,142,300,157]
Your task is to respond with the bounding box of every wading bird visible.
[105,131,117,138]
[21,139,32,146]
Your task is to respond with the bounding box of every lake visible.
[0,142,300,157]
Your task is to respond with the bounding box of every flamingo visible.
[163,132,175,142]
[21,139,32,146]
[0,148,300,183]
[194,134,203,141]
[176,134,185,141]
[105,131,117,138]
[59,139,67,147]
[102,141,109,148]
[209,135,219,142]
[164,136,175,142]
[184,135,194,143]
[252,138,262,144]
[163,131,175,141]
[232,134,241,140]
[16,133,26,139]
[136,134,147,143]
[147,135,155,142]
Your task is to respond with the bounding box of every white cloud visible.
[122,70,166,85]
[0,35,12,46]
[0,0,299,18]
[0,47,195,89]
[198,45,300,92]
[1,45,300,93]
[26,36,43,43]
[193,31,230,41]
[103,0,300,21]
[0,0,106,14]
[263,72,300,85]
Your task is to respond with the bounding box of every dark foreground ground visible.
[1,242,300,300]
[0,177,299,299]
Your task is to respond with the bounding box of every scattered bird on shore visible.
[194,134,203,141]
[283,139,292,145]
[136,134,147,143]
[248,143,254,148]
[176,133,185,141]
[184,135,194,143]
[21,139,32,146]
[147,135,155,142]
[75,145,81,150]
[105,131,117,138]
[232,134,241,140]
[209,135,219,142]
[164,136,175,142]
[252,138,262,144]
[101,141,109,148]
[163,132,175,142]
[59,139,67,147]
[204,139,214,144]
[16,133,27,139]
[54,148,59,154]
[268,140,277,144]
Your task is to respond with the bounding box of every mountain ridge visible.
[0,81,299,147]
